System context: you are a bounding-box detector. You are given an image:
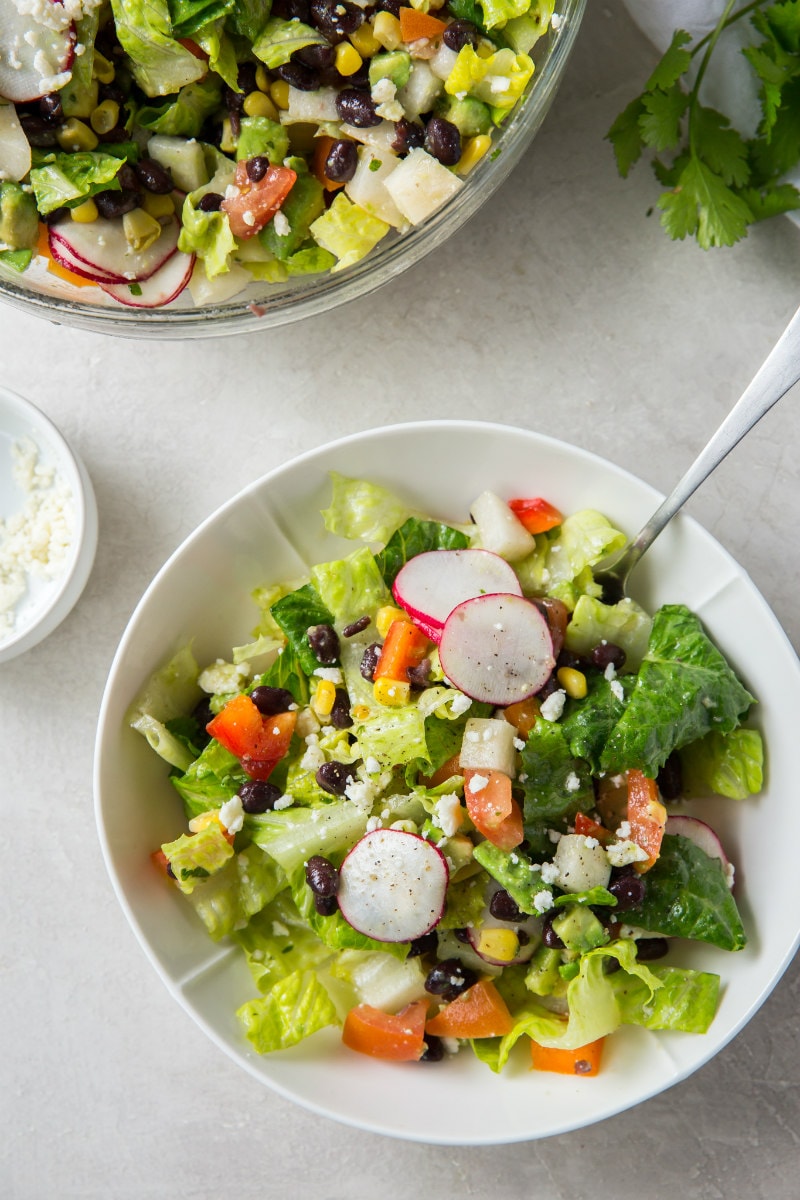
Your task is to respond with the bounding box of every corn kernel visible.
[89,99,120,134]
[271,79,291,110]
[352,704,372,721]
[456,134,492,176]
[188,811,222,833]
[350,23,381,58]
[255,64,270,92]
[335,42,363,77]
[476,38,495,59]
[122,207,163,252]
[373,11,403,50]
[477,927,519,963]
[92,50,116,84]
[312,678,337,717]
[374,677,410,707]
[243,89,278,120]
[557,666,588,700]
[70,198,99,223]
[376,605,407,637]
[141,191,175,219]
[57,118,98,152]
[220,116,237,153]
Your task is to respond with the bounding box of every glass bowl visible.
[0,1,585,339]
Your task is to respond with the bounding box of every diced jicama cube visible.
[397,61,443,121]
[470,491,535,562]
[459,717,518,777]
[281,86,340,124]
[345,147,407,229]
[383,148,463,225]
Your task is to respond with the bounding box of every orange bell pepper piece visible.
[426,980,515,1039]
[530,1037,605,1076]
[374,618,430,683]
[343,1000,429,1061]
[399,9,447,41]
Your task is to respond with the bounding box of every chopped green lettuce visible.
[171,738,247,819]
[110,0,206,96]
[246,801,369,877]
[161,823,234,894]
[193,18,240,90]
[321,472,414,545]
[309,192,390,271]
[237,969,339,1053]
[168,0,235,38]
[680,728,764,800]
[270,583,337,675]
[252,17,327,69]
[559,671,635,774]
[444,46,534,119]
[29,151,124,215]
[186,845,285,939]
[476,0,531,32]
[518,719,594,827]
[127,644,203,770]
[376,517,470,588]
[137,76,222,137]
[563,594,653,671]
[311,547,391,626]
[356,704,430,772]
[515,510,627,609]
[178,191,237,277]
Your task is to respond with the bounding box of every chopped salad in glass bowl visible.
[0,0,584,331]
[127,471,762,1075]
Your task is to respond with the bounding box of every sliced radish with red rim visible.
[337,829,449,943]
[393,548,522,644]
[439,592,555,706]
[0,0,75,103]
[665,816,734,887]
[99,251,194,308]
[49,215,180,283]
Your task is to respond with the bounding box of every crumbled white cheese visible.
[313,666,343,684]
[366,815,383,832]
[564,771,581,792]
[272,211,291,237]
[606,840,648,868]
[271,920,289,937]
[273,794,293,811]
[433,793,462,838]
[533,889,554,914]
[0,437,74,641]
[466,772,489,793]
[513,737,526,751]
[540,861,560,885]
[547,828,562,844]
[218,795,245,833]
[583,836,599,850]
[604,661,617,682]
[299,733,325,771]
[364,755,381,775]
[344,777,377,812]
[198,658,250,695]
[615,820,631,839]
[609,679,625,703]
[449,691,472,716]
[13,0,104,33]
[539,689,566,722]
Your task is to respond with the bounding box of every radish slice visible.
[49,215,180,283]
[665,816,734,887]
[393,549,522,643]
[0,102,31,182]
[337,829,449,942]
[99,251,194,308]
[0,0,75,103]
[439,593,555,706]
[48,229,123,284]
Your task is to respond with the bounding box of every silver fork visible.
[594,304,800,603]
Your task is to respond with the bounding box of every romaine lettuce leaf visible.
[311,547,391,626]
[237,969,339,1053]
[515,510,628,609]
[186,845,285,938]
[171,738,247,819]
[375,518,470,588]
[321,472,414,545]
[137,75,222,137]
[233,892,333,991]
[29,151,124,215]
[612,964,720,1033]
[193,18,240,90]
[289,867,410,957]
[356,704,430,772]
[518,719,594,827]
[309,192,390,271]
[178,192,237,277]
[270,583,337,676]
[680,727,764,800]
[110,0,206,96]
[246,801,369,877]
[127,644,203,769]
[256,643,310,708]
[252,16,328,69]
[600,605,755,777]
[161,823,234,893]
[559,671,635,774]
[227,0,273,41]
[168,0,235,38]
[563,594,653,671]
[625,833,747,951]
[476,0,530,32]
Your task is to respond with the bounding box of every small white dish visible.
[0,385,98,664]
[94,421,800,1144]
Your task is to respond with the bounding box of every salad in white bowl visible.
[128,470,762,1076]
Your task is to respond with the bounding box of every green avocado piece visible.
[259,170,324,261]
[0,183,39,251]
[368,50,412,92]
[551,905,610,954]
[434,94,492,138]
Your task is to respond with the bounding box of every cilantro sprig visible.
[608,1,800,248]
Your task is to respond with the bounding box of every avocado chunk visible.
[259,169,324,261]
[236,116,290,166]
[434,94,492,138]
[146,135,208,193]
[369,50,412,92]
[551,905,610,954]
[0,183,38,251]
[524,945,565,996]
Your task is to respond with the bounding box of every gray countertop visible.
[2,3,798,1196]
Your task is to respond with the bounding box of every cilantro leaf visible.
[658,157,753,248]
[692,105,750,186]
[639,84,688,152]
[645,28,693,92]
[607,96,647,176]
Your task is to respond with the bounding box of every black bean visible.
[42,206,69,225]
[294,43,337,71]
[246,155,270,182]
[310,0,364,42]
[406,658,431,689]
[392,117,425,155]
[556,647,584,671]
[489,889,524,923]
[443,18,479,51]
[97,124,131,144]
[94,188,140,219]
[275,61,321,91]
[420,1035,445,1062]
[316,760,356,796]
[134,157,173,194]
[116,163,139,192]
[635,937,669,961]
[308,623,340,664]
[237,61,258,95]
[272,0,311,19]
[531,596,569,660]
[407,930,438,958]
[237,779,283,813]
[39,93,63,122]
[590,641,627,671]
[360,643,381,681]
[335,88,382,128]
[424,959,476,1002]
[517,929,530,947]
[19,115,59,147]
[537,672,560,701]
[424,116,461,166]
[342,615,371,637]
[453,927,471,943]
[608,871,646,910]
[374,0,401,13]
[657,751,683,801]
[541,913,565,949]
[166,861,177,880]
[192,696,215,731]
[329,687,353,729]
[250,684,294,715]
[325,139,359,182]
[305,854,339,897]
[99,82,127,106]
[314,893,339,916]
[197,191,223,212]
[335,61,371,89]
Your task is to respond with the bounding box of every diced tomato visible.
[422,753,462,788]
[399,8,447,41]
[508,497,563,535]
[206,695,296,779]
[574,812,612,846]
[530,1037,605,1076]
[502,696,539,737]
[374,618,430,683]
[312,135,345,192]
[426,980,514,1039]
[463,767,524,850]
[221,162,297,240]
[342,1000,429,1061]
[626,768,666,872]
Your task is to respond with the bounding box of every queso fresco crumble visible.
[0,435,74,639]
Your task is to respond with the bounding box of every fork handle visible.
[626,302,800,567]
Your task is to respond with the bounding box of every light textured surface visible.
[2,4,799,1197]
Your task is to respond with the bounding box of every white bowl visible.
[94,420,800,1144]
[0,385,97,663]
